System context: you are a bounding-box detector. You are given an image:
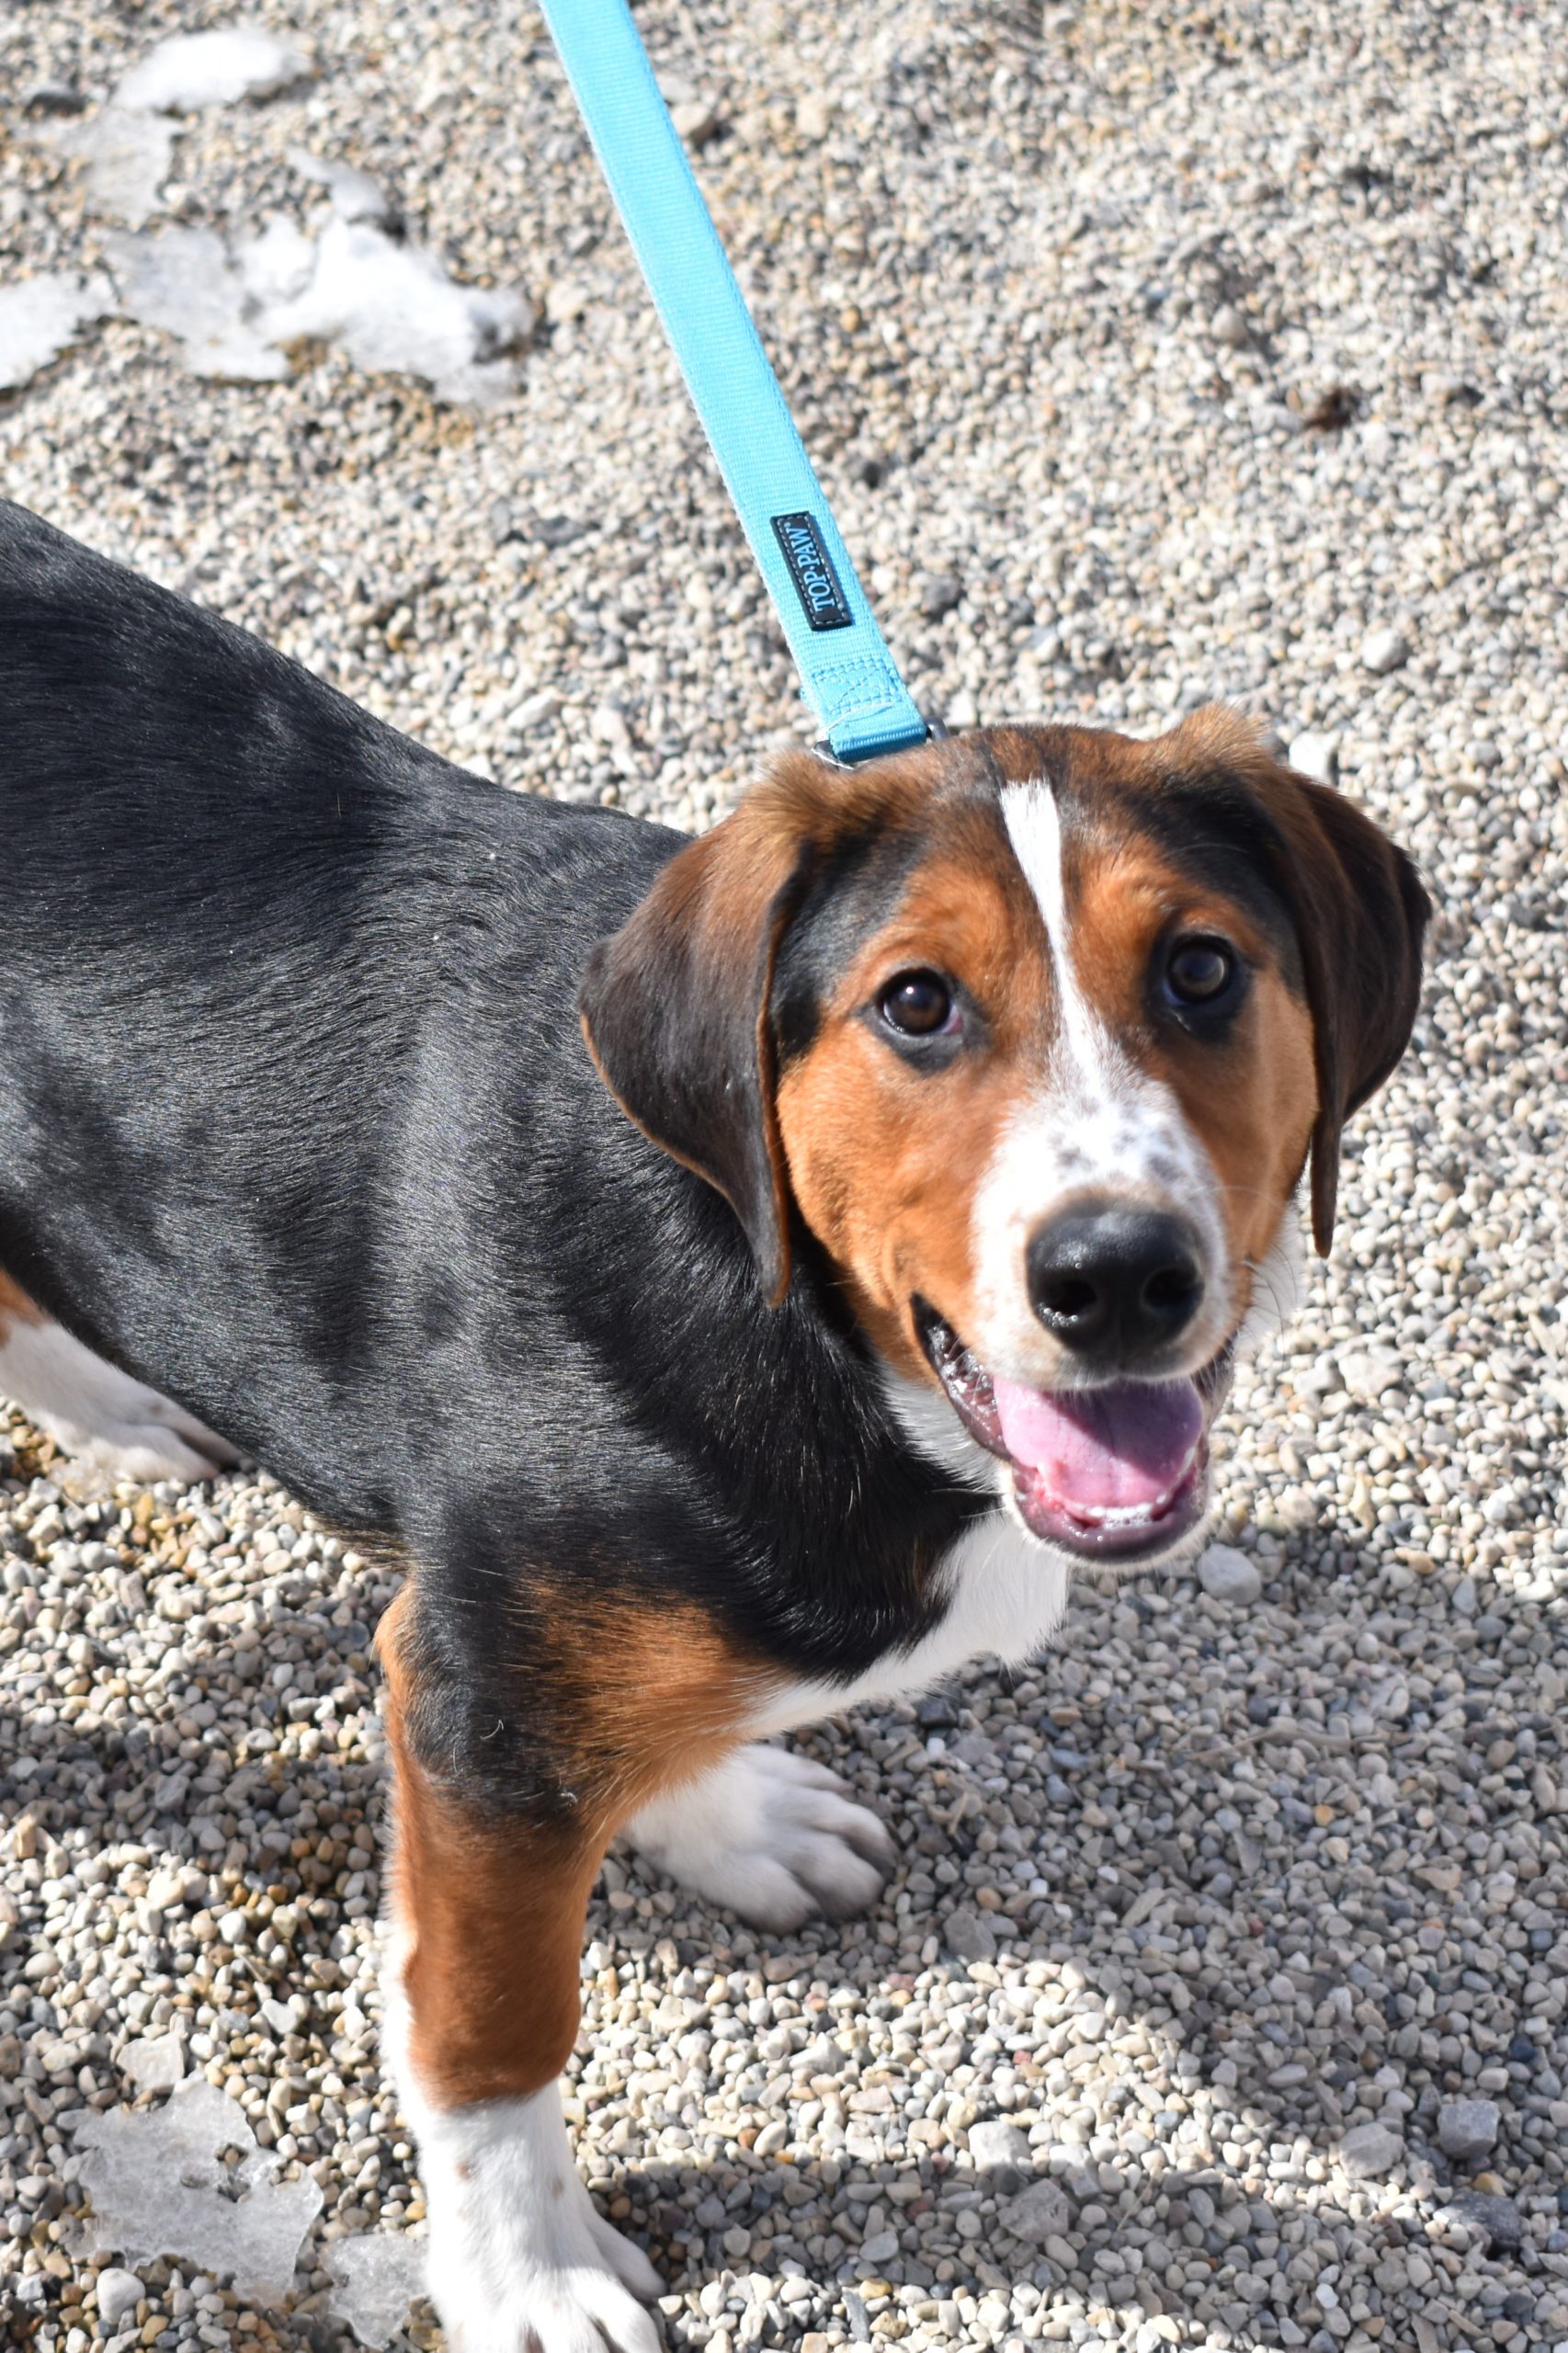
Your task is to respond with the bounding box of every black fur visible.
[0,502,988,1815]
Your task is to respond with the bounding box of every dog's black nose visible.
[1028,1209,1203,1363]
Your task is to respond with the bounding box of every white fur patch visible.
[381,1927,660,2353]
[751,1497,1076,1743]
[0,1313,236,1482]
[626,1742,893,1931]
[967,780,1233,1383]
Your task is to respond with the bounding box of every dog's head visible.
[581,712,1428,1564]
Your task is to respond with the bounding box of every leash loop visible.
[538,0,929,766]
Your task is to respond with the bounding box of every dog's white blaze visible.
[967,780,1233,1380]
[1001,776,1110,1095]
[0,1312,234,1483]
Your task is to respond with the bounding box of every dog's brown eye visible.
[880,970,955,1037]
[1165,938,1235,1006]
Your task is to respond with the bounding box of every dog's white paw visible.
[0,1314,237,1483]
[420,2090,661,2353]
[627,1742,894,1931]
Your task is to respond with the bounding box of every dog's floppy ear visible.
[580,758,838,1305]
[1174,710,1430,1256]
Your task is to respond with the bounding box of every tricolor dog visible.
[0,501,1428,2351]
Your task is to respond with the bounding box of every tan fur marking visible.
[0,1271,46,1344]
[380,1581,774,2109]
[776,798,1053,1381]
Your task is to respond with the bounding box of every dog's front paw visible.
[422,2094,660,2353]
[627,1742,894,1932]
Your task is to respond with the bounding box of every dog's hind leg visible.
[0,1271,237,1483]
[377,1578,768,2353]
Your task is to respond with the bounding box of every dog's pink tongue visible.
[992,1377,1203,1510]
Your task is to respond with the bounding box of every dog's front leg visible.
[376,1578,771,2352]
[377,1592,663,2353]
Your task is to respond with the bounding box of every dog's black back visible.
[0,502,979,1797]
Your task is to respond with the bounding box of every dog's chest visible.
[753,1507,1071,1736]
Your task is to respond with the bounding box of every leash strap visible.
[538,0,929,765]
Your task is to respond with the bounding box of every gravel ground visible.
[3,2,1567,2348]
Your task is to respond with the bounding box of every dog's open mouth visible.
[915,1302,1234,1562]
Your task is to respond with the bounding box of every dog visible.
[0,498,1428,2351]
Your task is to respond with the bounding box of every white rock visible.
[1210,301,1251,347]
[120,2030,187,2091]
[544,278,588,326]
[1198,1543,1263,1605]
[1361,624,1412,675]
[75,2075,324,2297]
[1288,730,1340,784]
[322,2234,426,2347]
[236,217,317,308]
[0,272,113,391]
[115,28,312,115]
[946,688,979,728]
[1338,1346,1403,1401]
[1339,2121,1403,2178]
[670,99,720,147]
[260,217,535,407]
[106,227,288,381]
[968,2120,1032,2171]
[96,2268,143,2326]
[288,147,391,224]
[42,108,177,226]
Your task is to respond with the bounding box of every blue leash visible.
[537,0,930,766]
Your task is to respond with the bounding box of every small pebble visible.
[1339,2121,1404,2179]
[997,2178,1072,2244]
[1437,2098,1503,2165]
[1288,729,1340,784]
[968,2120,1032,2172]
[942,1904,997,1962]
[1198,1542,1263,1605]
[1360,623,1412,674]
[95,2269,143,2327]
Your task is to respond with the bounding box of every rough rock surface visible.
[2,3,1566,2350]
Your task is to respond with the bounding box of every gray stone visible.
[1439,2190,1523,2250]
[1198,1544,1263,1605]
[942,1905,997,1963]
[1437,2098,1501,2165]
[998,2178,1073,2245]
[918,572,963,620]
[1338,2122,1403,2179]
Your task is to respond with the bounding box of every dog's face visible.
[583,712,1428,1565]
